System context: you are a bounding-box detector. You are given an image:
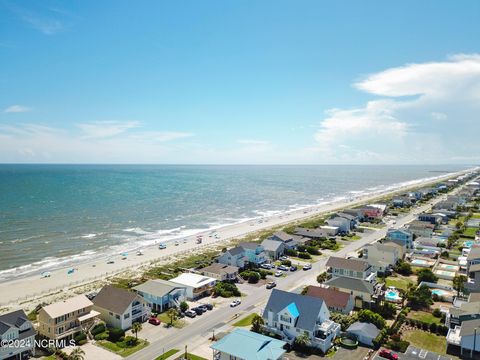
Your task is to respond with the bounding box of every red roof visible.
[305,286,351,309]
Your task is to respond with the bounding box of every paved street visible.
[126,193,453,360]
[373,346,454,360]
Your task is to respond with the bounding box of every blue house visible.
[133,279,186,313]
[210,328,286,360]
[217,242,267,268]
[386,228,413,249]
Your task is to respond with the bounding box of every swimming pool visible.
[411,259,429,265]
[431,289,448,296]
[464,241,474,248]
[385,289,402,302]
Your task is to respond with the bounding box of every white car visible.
[274,271,283,277]
[261,263,273,269]
[230,299,241,307]
[303,264,312,271]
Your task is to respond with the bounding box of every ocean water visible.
[0,164,468,280]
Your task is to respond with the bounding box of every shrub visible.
[432,308,442,317]
[297,245,307,252]
[214,282,241,297]
[108,327,125,343]
[429,323,438,333]
[91,323,106,336]
[394,260,412,275]
[281,259,292,266]
[386,339,410,353]
[73,331,86,345]
[372,329,388,349]
[358,309,386,330]
[94,332,109,341]
[180,301,189,312]
[284,248,298,257]
[306,246,320,255]
[298,252,312,259]
[417,269,438,284]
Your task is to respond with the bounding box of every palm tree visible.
[68,347,85,360]
[250,314,264,333]
[167,308,178,326]
[294,331,310,349]
[132,322,142,340]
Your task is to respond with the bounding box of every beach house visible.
[133,279,187,313]
[386,228,413,249]
[169,273,217,300]
[363,242,403,273]
[261,238,286,260]
[92,285,148,330]
[361,204,386,220]
[37,295,100,342]
[418,213,444,225]
[326,216,353,234]
[210,328,287,360]
[465,247,480,293]
[325,256,375,281]
[200,263,239,281]
[408,221,435,238]
[269,231,305,249]
[217,242,267,268]
[446,319,480,357]
[323,276,382,309]
[0,310,36,360]
[305,286,354,314]
[346,322,380,347]
[262,289,340,354]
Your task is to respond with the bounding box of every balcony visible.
[447,327,462,346]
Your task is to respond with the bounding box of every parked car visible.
[379,349,398,360]
[200,303,213,310]
[184,310,197,318]
[303,264,312,271]
[148,317,161,326]
[279,256,289,261]
[274,271,283,277]
[261,263,274,269]
[174,241,179,246]
[266,281,277,289]
[158,243,167,249]
[192,307,204,315]
[277,265,289,271]
[290,265,297,271]
[230,299,241,307]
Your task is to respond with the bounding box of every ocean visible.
[0,164,468,280]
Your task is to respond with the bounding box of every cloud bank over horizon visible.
[0,54,479,164]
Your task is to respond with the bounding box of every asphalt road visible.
[127,193,453,360]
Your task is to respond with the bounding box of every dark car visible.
[200,303,213,310]
[290,265,297,271]
[192,307,204,315]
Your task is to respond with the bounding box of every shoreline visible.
[0,166,476,308]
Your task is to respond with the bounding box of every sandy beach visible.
[0,167,475,310]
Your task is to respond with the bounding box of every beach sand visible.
[0,168,474,310]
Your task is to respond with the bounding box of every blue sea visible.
[0,164,468,280]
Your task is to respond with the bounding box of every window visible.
[280,315,291,323]
[115,314,120,320]
[124,313,130,319]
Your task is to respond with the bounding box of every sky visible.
[1,0,479,164]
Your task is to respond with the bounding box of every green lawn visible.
[464,227,477,238]
[471,213,480,219]
[157,312,186,329]
[385,277,413,291]
[174,353,208,360]
[402,330,446,354]
[155,349,180,360]
[98,339,149,357]
[407,310,442,324]
[233,313,257,327]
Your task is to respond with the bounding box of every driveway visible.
[373,346,455,360]
[63,343,121,360]
[283,345,372,359]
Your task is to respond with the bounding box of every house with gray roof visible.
[93,285,148,330]
[0,310,35,360]
[262,289,340,353]
[326,256,375,281]
[269,231,305,249]
[347,322,380,346]
[447,318,480,357]
[261,239,285,260]
[363,243,403,273]
[200,263,239,281]
[133,279,186,313]
[217,242,267,268]
[324,276,383,309]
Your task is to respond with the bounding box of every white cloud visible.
[314,54,480,164]
[77,121,140,138]
[131,131,194,142]
[4,105,31,113]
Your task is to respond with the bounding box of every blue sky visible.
[1,0,479,164]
